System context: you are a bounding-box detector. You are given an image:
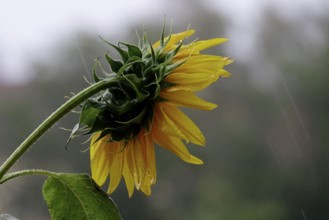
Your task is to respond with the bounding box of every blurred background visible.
[1,0,329,219]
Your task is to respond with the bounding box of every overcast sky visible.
[0,0,326,84]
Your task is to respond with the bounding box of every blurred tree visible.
[255,8,329,220]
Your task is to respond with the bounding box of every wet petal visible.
[160,90,217,110]
[125,141,140,189]
[164,71,219,92]
[188,38,228,52]
[90,134,111,186]
[139,133,157,184]
[133,137,146,188]
[160,104,205,146]
[107,142,125,194]
[174,38,228,58]
[140,174,152,196]
[153,29,195,50]
[153,104,188,140]
[123,157,135,197]
[153,129,203,164]
[175,55,233,74]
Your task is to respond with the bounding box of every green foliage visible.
[42,173,122,220]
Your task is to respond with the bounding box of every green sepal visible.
[100,36,129,62]
[115,106,147,125]
[79,99,106,128]
[76,103,108,135]
[102,77,146,115]
[110,125,139,142]
[142,31,149,54]
[160,18,166,48]
[164,23,173,47]
[120,42,143,58]
[120,74,145,99]
[105,53,123,73]
[65,123,83,149]
[92,60,102,82]
[149,41,156,64]
[164,59,186,76]
[42,173,122,220]
[112,44,129,63]
[117,58,143,76]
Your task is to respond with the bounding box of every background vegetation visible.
[1,1,328,219]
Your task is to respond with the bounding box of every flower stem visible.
[0,79,114,181]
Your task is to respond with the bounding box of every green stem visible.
[0,79,114,181]
[0,169,56,184]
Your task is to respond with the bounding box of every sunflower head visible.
[75,29,190,143]
[70,26,233,196]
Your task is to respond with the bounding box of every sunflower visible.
[75,28,232,197]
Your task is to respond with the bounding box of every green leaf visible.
[42,173,122,220]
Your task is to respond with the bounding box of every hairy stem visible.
[0,79,114,181]
[0,169,56,184]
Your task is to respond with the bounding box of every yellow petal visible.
[164,71,219,92]
[154,103,202,144]
[188,38,228,52]
[160,104,205,146]
[153,29,195,50]
[160,90,217,110]
[107,142,124,194]
[125,141,140,189]
[153,130,203,165]
[139,133,157,184]
[90,133,102,161]
[133,137,146,188]
[217,69,231,77]
[153,104,189,141]
[140,174,152,196]
[92,147,109,186]
[172,65,231,79]
[123,157,135,197]
[174,38,228,58]
[175,55,232,74]
[90,134,111,186]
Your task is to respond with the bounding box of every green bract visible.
[69,30,186,143]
